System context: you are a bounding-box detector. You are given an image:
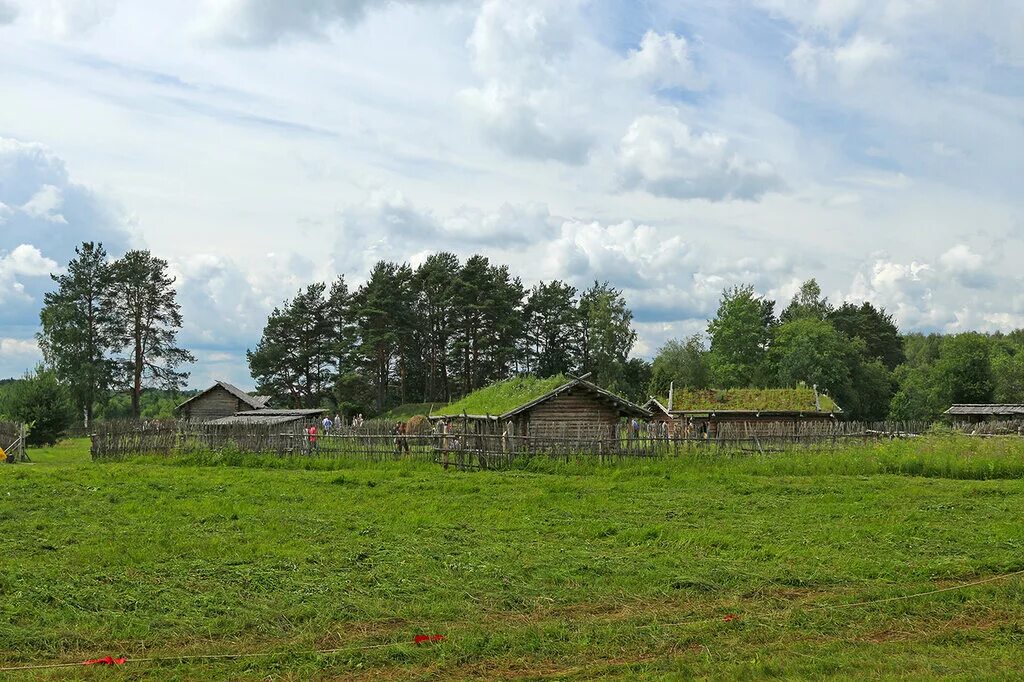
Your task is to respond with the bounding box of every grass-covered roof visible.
[378,403,439,420]
[667,387,840,413]
[432,375,569,417]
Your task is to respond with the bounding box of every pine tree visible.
[38,242,118,427]
[109,250,195,419]
[524,280,579,377]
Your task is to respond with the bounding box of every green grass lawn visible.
[3,437,1024,679]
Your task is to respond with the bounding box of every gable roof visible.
[175,380,266,413]
[432,374,651,420]
[945,404,1024,416]
[664,387,841,414]
[504,376,652,419]
[644,397,672,416]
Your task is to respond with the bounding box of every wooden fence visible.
[0,421,27,463]
[949,419,1024,436]
[91,417,935,468]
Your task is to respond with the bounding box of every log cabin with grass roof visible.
[429,374,651,443]
[645,385,842,438]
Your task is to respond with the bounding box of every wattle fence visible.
[91,418,936,469]
[0,422,27,463]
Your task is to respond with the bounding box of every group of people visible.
[304,412,367,453]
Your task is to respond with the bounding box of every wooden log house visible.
[429,374,652,449]
[648,386,843,438]
[175,380,271,422]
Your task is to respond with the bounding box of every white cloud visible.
[20,0,118,36]
[0,245,59,304]
[790,34,897,85]
[0,0,18,24]
[620,30,702,91]
[20,184,67,223]
[460,0,598,164]
[616,112,784,201]
[0,337,40,357]
[200,0,459,46]
[939,244,993,289]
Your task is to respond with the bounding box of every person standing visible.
[306,423,318,454]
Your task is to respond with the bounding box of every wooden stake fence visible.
[90,417,936,469]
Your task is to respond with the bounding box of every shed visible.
[658,387,842,438]
[430,374,650,440]
[175,381,271,421]
[944,404,1024,423]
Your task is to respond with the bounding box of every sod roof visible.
[379,403,439,420]
[666,387,840,413]
[432,375,569,417]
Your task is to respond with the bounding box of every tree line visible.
[10,242,1024,444]
[247,253,643,413]
[650,279,1024,421]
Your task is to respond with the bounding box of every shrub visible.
[0,367,74,446]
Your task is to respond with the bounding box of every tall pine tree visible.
[109,250,195,419]
[38,242,118,427]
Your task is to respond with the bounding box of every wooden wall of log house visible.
[523,388,621,437]
[181,386,250,421]
[683,412,837,438]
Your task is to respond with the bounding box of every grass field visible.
[3,437,1024,679]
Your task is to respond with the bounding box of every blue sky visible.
[1,0,1022,389]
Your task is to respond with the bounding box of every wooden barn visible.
[653,387,842,438]
[429,374,651,441]
[175,381,271,422]
[944,404,1024,424]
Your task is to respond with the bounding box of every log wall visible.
[180,386,247,421]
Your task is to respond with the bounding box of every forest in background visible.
[6,243,1024,445]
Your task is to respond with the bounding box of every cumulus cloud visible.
[938,244,993,289]
[0,0,18,24]
[0,337,40,357]
[0,137,132,334]
[616,112,784,201]
[172,251,313,350]
[18,0,118,36]
[621,30,702,91]
[0,245,59,304]
[790,34,896,85]
[200,0,456,46]
[331,189,559,275]
[841,246,1019,332]
[0,138,133,265]
[460,0,598,164]
[0,337,42,380]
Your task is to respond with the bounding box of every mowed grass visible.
[2,438,1024,679]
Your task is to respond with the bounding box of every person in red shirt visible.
[306,424,318,454]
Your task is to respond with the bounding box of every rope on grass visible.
[0,640,428,672]
[810,566,1024,610]
[632,567,1024,630]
